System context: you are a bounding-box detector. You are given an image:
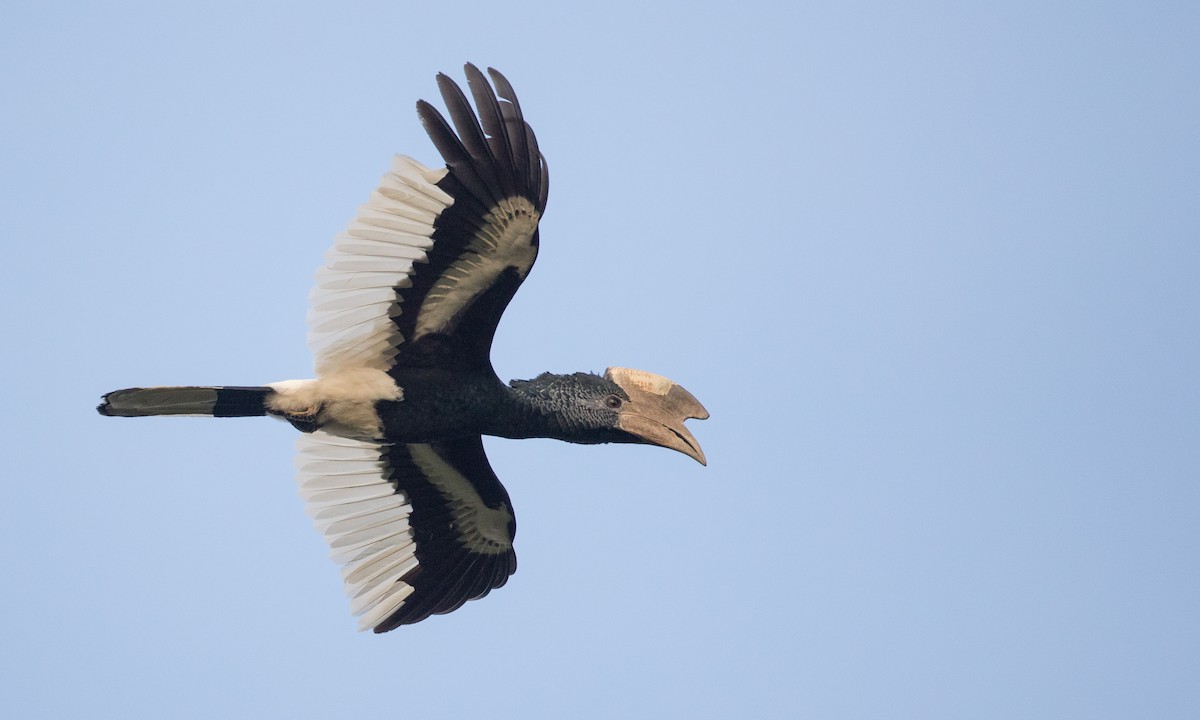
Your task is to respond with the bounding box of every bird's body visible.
[99,65,706,632]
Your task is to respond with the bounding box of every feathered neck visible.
[491,372,617,442]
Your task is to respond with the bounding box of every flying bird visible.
[98,65,707,633]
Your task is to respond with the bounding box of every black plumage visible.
[377,438,516,630]
[98,65,706,632]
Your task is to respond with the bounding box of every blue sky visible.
[2,1,1198,718]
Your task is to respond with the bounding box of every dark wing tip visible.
[418,65,546,212]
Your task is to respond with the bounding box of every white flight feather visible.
[308,495,405,525]
[311,288,398,312]
[343,542,417,585]
[308,155,449,376]
[301,485,396,507]
[315,269,410,291]
[321,508,406,538]
[349,560,419,614]
[298,470,391,488]
[295,432,418,632]
[327,519,412,556]
[356,585,415,630]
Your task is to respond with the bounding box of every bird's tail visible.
[97,386,272,418]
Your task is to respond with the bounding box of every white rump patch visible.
[406,444,514,554]
[308,155,452,375]
[267,368,402,440]
[296,432,418,632]
[413,196,539,339]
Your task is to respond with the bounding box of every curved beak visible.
[604,367,709,465]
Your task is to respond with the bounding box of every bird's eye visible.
[604,395,623,410]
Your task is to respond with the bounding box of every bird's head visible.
[509,368,708,464]
[602,367,709,465]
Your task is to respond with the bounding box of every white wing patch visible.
[296,431,417,632]
[308,155,451,376]
[413,196,539,339]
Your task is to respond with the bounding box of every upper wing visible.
[296,431,517,632]
[308,64,548,376]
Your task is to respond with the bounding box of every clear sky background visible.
[2,1,1198,718]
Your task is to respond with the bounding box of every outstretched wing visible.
[308,64,548,376]
[296,432,517,632]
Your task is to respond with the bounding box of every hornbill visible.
[98,65,707,633]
